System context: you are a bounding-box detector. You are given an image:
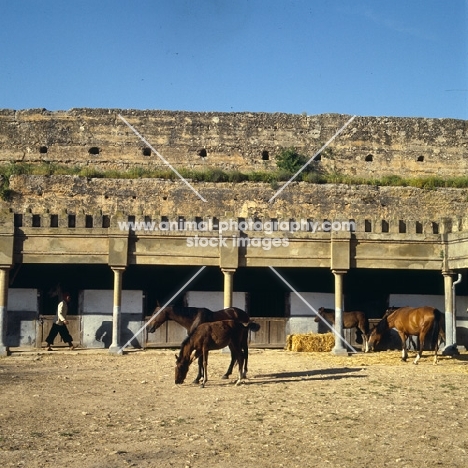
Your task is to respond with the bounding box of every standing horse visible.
[175,320,260,388]
[315,307,370,352]
[368,306,443,364]
[381,306,445,351]
[385,306,418,350]
[147,305,253,381]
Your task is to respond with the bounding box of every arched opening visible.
[261,150,269,160]
[142,147,151,156]
[365,154,373,162]
[88,147,100,155]
[417,156,424,162]
[39,146,48,154]
[198,148,207,158]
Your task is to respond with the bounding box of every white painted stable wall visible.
[185,291,247,310]
[79,290,144,348]
[80,290,143,314]
[287,292,337,335]
[6,288,38,347]
[8,288,38,312]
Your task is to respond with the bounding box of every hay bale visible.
[286,333,335,352]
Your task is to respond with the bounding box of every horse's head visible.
[367,327,381,351]
[367,315,390,351]
[384,306,399,316]
[147,306,162,333]
[148,302,175,333]
[174,353,190,385]
[314,307,325,322]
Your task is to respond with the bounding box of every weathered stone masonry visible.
[0,108,468,353]
[1,108,467,176]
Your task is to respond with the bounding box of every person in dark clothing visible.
[44,292,75,351]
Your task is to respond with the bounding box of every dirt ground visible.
[1,347,468,468]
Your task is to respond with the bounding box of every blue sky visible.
[1,0,466,119]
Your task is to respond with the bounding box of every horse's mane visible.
[179,330,196,358]
[374,314,391,334]
[180,333,191,348]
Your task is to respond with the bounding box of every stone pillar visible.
[222,268,236,308]
[443,271,454,347]
[0,267,9,356]
[331,269,348,355]
[109,267,125,354]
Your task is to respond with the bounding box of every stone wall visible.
[6,175,468,232]
[1,109,467,177]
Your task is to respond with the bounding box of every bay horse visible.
[385,306,423,351]
[368,306,443,364]
[175,320,261,388]
[315,307,370,352]
[147,304,253,381]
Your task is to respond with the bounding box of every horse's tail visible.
[234,307,251,325]
[431,309,442,350]
[248,321,261,332]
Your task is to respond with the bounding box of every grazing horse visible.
[315,307,370,352]
[147,304,253,381]
[368,306,443,364]
[175,320,261,388]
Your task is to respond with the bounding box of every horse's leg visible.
[242,329,248,379]
[433,333,439,365]
[414,330,427,365]
[222,344,236,379]
[364,317,370,353]
[193,355,203,384]
[409,336,418,351]
[398,331,408,361]
[201,349,208,388]
[363,333,369,353]
[433,325,442,366]
[234,343,245,386]
[358,323,369,353]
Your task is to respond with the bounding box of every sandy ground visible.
[1,347,468,468]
